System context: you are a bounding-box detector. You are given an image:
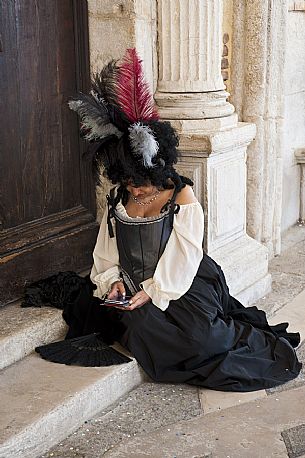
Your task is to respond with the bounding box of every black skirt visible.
[114,253,301,391]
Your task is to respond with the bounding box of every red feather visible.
[117,48,159,123]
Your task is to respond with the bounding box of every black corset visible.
[106,187,180,294]
[115,211,173,292]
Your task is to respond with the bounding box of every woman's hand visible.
[107,290,151,311]
[107,280,125,299]
[126,290,151,310]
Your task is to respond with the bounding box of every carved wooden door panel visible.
[0,0,98,305]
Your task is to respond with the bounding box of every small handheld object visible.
[104,296,131,306]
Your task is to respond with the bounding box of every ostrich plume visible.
[128,123,159,167]
[117,48,159,123]
[91,60,119,107]
[68,94,122,141]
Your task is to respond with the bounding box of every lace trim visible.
[115,202,170,222]
[114,204,171,226]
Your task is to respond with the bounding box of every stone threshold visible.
[0,298,146,458]
[0,351,145,458]
[0,303,66,370]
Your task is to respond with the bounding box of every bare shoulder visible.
[175,185,198,205]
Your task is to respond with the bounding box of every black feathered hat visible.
[69,48,180,186]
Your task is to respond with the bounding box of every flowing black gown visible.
[94,187,301,392]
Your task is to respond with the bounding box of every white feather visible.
[128,123,159,168]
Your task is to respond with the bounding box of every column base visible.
[155,90,235,119]
[167,114,238,133]
[174,121,269,305]
[209,235,271,306]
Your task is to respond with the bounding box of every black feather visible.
[70,93,110,125]
[69,93,122,141]
[91,60,119,107]
[91,61,130,132]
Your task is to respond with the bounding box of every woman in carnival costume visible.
[35,49,301,392]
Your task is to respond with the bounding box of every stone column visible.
[155,0,234,120]
[155,0,271,304]
[230,0,288,257]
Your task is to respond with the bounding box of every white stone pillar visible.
[155,0,271,304]
[230,0,288,257]
[155,0,235,121]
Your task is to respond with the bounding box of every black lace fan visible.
[35,333,132,367]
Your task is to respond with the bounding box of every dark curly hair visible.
[92,121,184,188]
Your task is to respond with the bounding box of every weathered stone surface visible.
[231,0,288,257]
[282,423,305,458]
[199,387,267,414]
[270,240,305,277]
[257,271,305,318]
[0,303,66,370]
[104,385,305,457]
[167,113,238,133]
[157,0,225,93]
[42,383,201,458]
[268,289,305,340]
[155,90,235,120]
[155,0,234,119]
[0,352,145,458]
[87,0,155,87]
[281,225,305,252]
[253,226,305,319]
[282,10,305,231]
[211,235,271,302]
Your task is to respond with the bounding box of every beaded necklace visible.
[131,190,161,206]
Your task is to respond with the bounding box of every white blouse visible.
[90,201,204,311]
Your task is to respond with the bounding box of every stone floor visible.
[42,225,305,458]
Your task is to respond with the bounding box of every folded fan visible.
[35,333,132,367]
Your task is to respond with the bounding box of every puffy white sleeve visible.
[140,202,204,311]
[90,210,121,299]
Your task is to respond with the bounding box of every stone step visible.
[0,350,145,458]
[268,287,305,340]
[104,384,305,457]
[211,234,271,305]
[0,303,66,370]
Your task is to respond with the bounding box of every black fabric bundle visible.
[21,271,92,309]
[22,272,130,367]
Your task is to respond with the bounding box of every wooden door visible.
[0,0,99,305]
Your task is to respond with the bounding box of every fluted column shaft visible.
[155,0,234,120]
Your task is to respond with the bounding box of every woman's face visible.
[126,181,158,198]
